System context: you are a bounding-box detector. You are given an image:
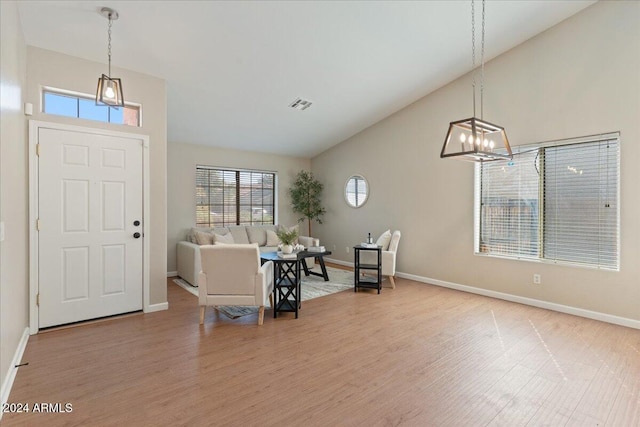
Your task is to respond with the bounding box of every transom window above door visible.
[42,88,141,127]
[196,167,276,227]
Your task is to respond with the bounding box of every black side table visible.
[353,245,382,294]
[260,252,301,318]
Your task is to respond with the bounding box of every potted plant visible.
[289,170,326,236]
[276,226,299,254]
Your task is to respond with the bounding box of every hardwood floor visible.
[4,273,639,426]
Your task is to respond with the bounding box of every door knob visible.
[133,220,141,226]
[133,232,141,239]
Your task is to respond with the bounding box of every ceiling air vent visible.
[289,98,313,111]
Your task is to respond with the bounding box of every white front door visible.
[38,127,143,328]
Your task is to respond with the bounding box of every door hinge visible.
[36,218,41,231]
[36,293,40,306]
[36,143,40,157]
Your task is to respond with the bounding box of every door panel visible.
[38,127,143,328]
[62,247,89,301]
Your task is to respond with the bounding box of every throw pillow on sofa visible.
[194,230,214,245]
[266,229,280,246]
[213,233,235,244]
[247,227,267,246]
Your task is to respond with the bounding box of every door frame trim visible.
[28,120,151,334]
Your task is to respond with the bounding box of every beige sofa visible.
[177,224,319,286]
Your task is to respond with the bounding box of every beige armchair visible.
[198,244,274,325]
[361,230,401,289]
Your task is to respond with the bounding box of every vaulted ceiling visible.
[17,1,595,157]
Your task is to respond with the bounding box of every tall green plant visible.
[289,170,326,236]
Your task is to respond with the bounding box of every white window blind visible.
[476,133,620,270]
[196,167,275,227]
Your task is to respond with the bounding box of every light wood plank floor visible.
[4,273,640,426]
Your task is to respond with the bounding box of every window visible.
[345,175,369,208]
[196,167,275,227]
[475,133,619,270]
[43,89,140,127]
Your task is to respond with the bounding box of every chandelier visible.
[441,0,511,162]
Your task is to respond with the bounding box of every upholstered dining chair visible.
[198,244,274,325]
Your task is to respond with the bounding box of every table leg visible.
[318,256,329,281]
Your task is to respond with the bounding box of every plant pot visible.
[282,244,293,254]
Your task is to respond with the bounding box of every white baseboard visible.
[325,257,353,268]
[145,302,169,313]
[396,271,640,330]
[1,327,30,411]
[166,271,177,277]
[325,257,639,329]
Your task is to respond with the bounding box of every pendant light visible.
[441,0,511,162]
[96,7,124,108]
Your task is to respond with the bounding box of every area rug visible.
[173,266,355,319]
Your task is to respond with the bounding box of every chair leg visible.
[199,306,205,324]
[258,306,265,325]
[389,276,396,289]
[269,293,274,308]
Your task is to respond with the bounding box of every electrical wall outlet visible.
[533,274,541,284]
[345,246,349,253]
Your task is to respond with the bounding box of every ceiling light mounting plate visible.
[99,7,119,21]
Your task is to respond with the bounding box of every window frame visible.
[474,132,620,271]
[42,87,142,127]
[195,166,277,228]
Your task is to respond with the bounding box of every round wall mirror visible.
[345,175,369,208]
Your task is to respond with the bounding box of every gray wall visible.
[0,0,28,399]
[167,142,310,272]
[311,1,640,321]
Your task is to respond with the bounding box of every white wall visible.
[167,142,310,272]
[25,47,168,306]
[0,0,28,402]
[312,1,640,322]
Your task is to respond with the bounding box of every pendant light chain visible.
[471,0,476,118]
[471,0,486,119]
[107,14,113,77]
[480,0,485,120]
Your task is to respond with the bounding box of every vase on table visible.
[282,244,293,254]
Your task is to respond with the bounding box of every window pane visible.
[480,151,540,257]
[43,89,141,127]
[195,167,275,227]
[44,92,77,118]
[122,106,139,126]
[78,98,108,122]
[109,106,124,124]
[543,141,619,268]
